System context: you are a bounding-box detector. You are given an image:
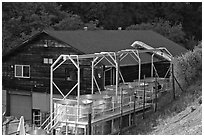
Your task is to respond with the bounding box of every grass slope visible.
[125,80,202,135]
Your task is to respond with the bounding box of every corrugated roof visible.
[44,30,187,57]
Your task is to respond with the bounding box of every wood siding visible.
[2,34,104,96]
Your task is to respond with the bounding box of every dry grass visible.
[124,80,202,135]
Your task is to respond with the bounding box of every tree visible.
[2,2,84,54]
[126,19,185,46]
[54,14,84,30]
[58,2,201,45]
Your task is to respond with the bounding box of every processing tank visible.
[54,99,93,122]
[79,94,112,118]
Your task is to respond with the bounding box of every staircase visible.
[40,105,66,133]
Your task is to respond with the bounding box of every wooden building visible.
[2,30,187,126]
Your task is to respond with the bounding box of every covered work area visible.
[41,41,173,135]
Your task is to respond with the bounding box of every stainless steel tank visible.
[27,128,48,135]
[79,94,112,118]
[54,99,92,122]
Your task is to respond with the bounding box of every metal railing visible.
[42,78,172,133]
[40,104,65,131]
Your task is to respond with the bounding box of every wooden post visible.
[111,119,114,134]
[88,113,92,135]
[129,114,131,126]
[142,75,145,119]
[154,77,158,112]
[133,91,137,125]
[171,63,176,100]
[88,103,92,135]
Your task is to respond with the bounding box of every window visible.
[49,58,53,64]
[43,58,53,64]
[43,58,49,64]
[15,65,30,78]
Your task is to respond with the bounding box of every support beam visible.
[153,65,160,78]
[67,55,79,69]
[93,76,101,94]
[115,53,120,96]
[151,54,155,78]
[91,61,94,94]
[91,57,100,94]
[164,65,171,78]
[63,83,78,99]
[119,71,125,84]
[53,82,65,98]
[138,58,141,85]
[129,52,139,63]
[76,56,80,135]
[119,53,128,61]
[104,56,116,67]
[51,55,63,69]
[50,66,53,132]
[93,56,103,67]
[107,52,117,64]
[53,59,66,71]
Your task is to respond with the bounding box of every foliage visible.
[2,2,202,53]
[2,2,83,54]
[126,19,185,44]
[173,42,202,90]
[60,2,201,42]
[54,14,84,30]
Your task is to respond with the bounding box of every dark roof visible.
[44,30,187,56]
[3,30,187,65]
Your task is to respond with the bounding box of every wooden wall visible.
[104,61,170,84]
[2,33,104,96]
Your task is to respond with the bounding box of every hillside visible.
[151,97,202,135]
[125,80,202,135]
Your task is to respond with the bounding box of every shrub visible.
[173,43,202,90]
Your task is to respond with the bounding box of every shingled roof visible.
[3,30,187,65]
[44,30,187,56]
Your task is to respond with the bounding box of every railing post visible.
[133,91,137,125]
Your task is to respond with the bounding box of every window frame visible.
[48,58,53,64]
[43,57,53,65]
[43,58,49,64]
[14,65,30,78]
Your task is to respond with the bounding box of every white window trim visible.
[43,58,49,64]
[14,65,30,78]
[43,58,53,64]
[49,58,53,64]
